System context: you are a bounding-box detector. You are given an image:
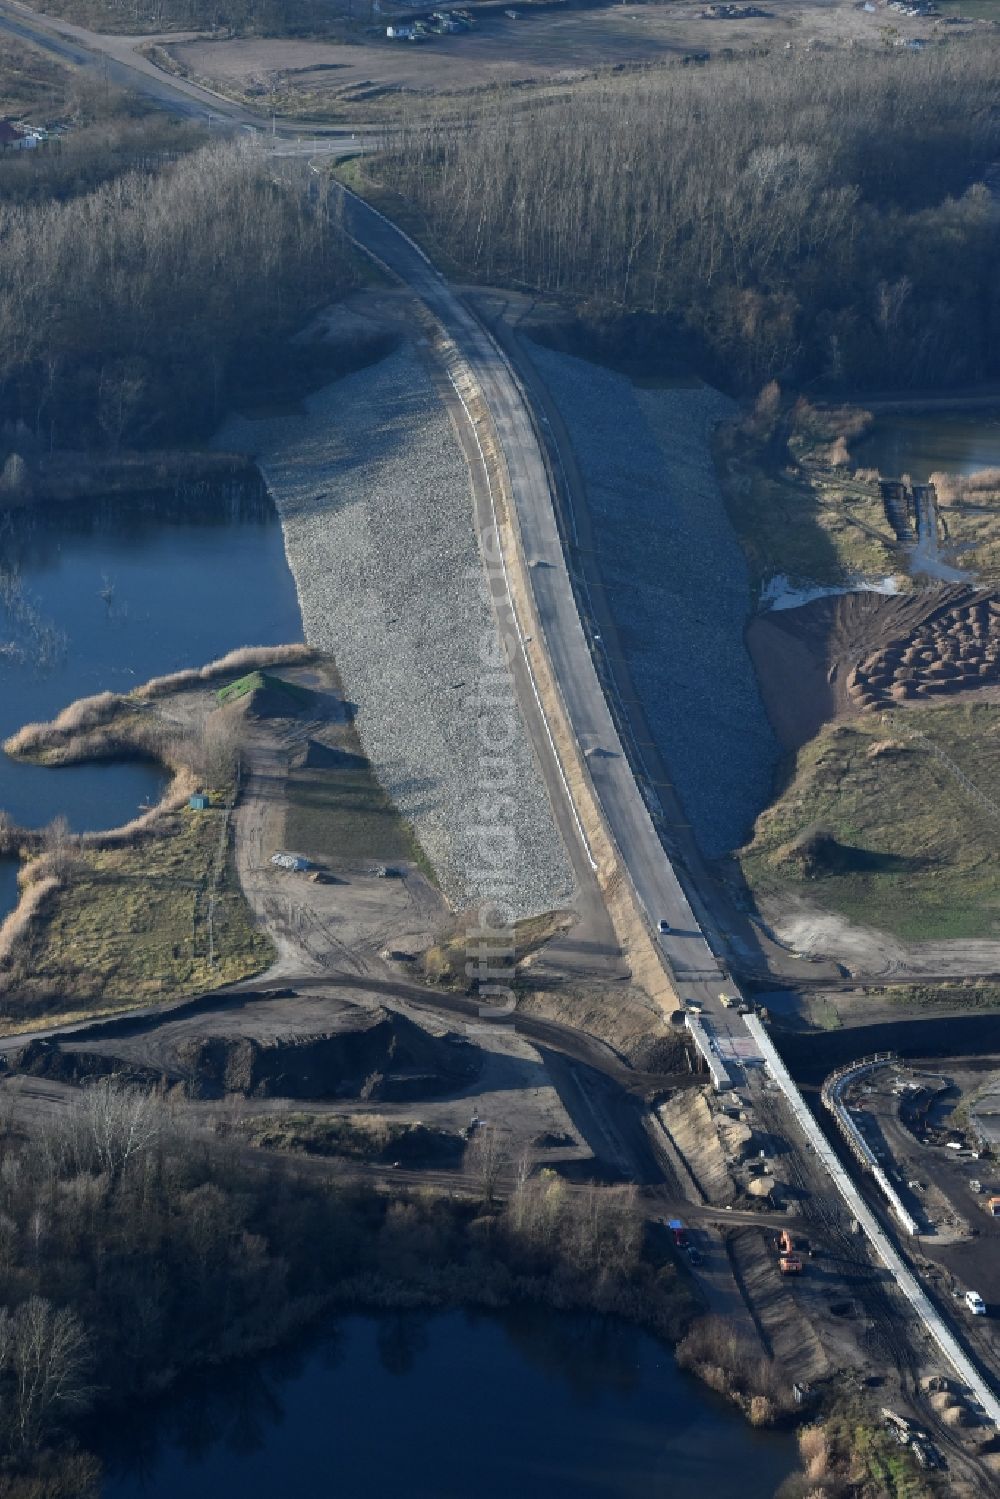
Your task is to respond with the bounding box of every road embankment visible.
[217,342,576,922]
[526,346,779,859]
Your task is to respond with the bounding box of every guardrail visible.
[745,1014,1000,1426]
[821,1054,920,1237]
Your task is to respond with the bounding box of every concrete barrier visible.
[745,1014,1000,1426]
[822,1055,920,1237]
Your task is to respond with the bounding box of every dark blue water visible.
[0,495,302,830]
[97,1311,796,1499]
[0,492,302,912]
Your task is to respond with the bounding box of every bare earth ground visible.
[159,0,949,116]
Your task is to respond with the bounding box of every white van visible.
[965,1291,987,1316]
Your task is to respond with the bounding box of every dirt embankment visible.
[747,584,1000,754]
[8,1005,481,1103]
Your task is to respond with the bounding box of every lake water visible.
[97,1310,797,1499]
[0,490,302,912]
[852,409,1000,482]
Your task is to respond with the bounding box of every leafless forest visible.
[0,1082,687,1495]
[0,139,352,452]
[30,0,345,36]
[381,44,1000,391]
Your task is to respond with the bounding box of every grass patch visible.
[215,669,313,708]
[874,980,1000,1010]
[241,1112,464,1165]
[0,37,73,119]
[741,702,1000,941]
[5,804,272,1021]
[720,444,899,594]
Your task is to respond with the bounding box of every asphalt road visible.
[0,0,743,1056]
[0,0,746,1068]
[334,189,749,1050]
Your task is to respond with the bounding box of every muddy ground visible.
[746,585,1000,755]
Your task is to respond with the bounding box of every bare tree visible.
[465,1124,511,1205]
[189,711,244,791]
[0,1296,93,1452]
[41,814,80,880]
[79,1078,164,1184]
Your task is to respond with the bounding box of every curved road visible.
[0,0,744,1058]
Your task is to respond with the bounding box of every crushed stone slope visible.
[217,342,575,920]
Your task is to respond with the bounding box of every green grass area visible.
[242,1112,463,1164]
[741,702,1000,940]
[215,670,313,708]
[13,806,272,1015]
[877,980,1000,1010]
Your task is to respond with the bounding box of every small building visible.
[189,792,210,811]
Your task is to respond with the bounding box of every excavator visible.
[777,1229,803,1276]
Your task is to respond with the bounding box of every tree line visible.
[379,42,1000,393]
[33,0,349,38]
[0,139,354,455]
[0,1081,690,1495]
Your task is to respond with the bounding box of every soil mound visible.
[175,1006,479,1101]
[748,584,999,751]
[217,671,312,720]
[846,589,999,711]
[9,1039,163,1091]
[293,739,367,772]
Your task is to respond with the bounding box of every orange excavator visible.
[777,1229,803,1275]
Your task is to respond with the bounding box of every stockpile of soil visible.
[847,590,999,710]
[175,1006,480,1101]
[748,584,999,751]
[9,1039,164,1091]
[293,739,366,771]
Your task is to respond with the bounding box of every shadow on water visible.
[96,1310,796,1499]
[852,410,1000,483]
[0,484,303,916]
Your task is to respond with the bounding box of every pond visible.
[97,1310,798,1499]
[851,408,1000,483]
[0,489,302,912]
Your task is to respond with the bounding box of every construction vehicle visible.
[776,1229,803,1275]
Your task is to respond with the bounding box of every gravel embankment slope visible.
[218,343,575,920]
[530,345,779,858]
